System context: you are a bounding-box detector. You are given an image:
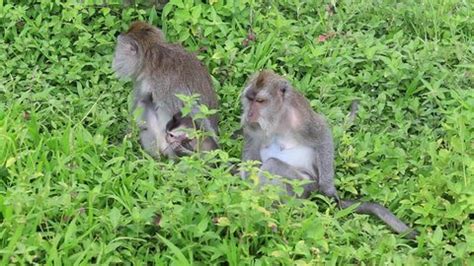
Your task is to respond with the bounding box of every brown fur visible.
[131,23,217,128]
[255,70,273,89]
[113,21,219,158]
[126,21,217,127]
[127,21,165,41]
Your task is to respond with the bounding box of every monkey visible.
[240,70,417,239]
[112,21,219,159]
[164,111,219,157]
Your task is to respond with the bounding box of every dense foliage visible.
[0,0,472,264]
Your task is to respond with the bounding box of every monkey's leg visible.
[260,158,317,197]
[138,104,171,158]
[139,128,161,159]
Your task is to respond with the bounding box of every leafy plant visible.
[0,0,472,264]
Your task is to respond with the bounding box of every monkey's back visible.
[147,43,219,130]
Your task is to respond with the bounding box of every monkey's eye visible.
[255,98,265,103]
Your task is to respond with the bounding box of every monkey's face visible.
[242,70,288,132]
[165,113,196,156]
[166,126,195,154]
[112,21,164,78]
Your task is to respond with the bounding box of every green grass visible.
[0,0,473,264]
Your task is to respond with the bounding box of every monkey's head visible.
[242,70,291,133]
[165,112,195,157]
[165,112,219,157]
[112,21,165,78]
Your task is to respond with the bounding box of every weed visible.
[0,0,472,264]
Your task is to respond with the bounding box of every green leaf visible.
[334,202,360,219]
[432,226,444,244]
[157,234,191,265]
[109,207,121,229]
[63,218,77,246]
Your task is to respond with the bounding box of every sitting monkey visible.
[112,21,219,158]
[240,70,417,239]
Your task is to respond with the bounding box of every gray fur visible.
[112,21,218,158]
[241,70,417,239]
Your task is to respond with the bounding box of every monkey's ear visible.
[278,80,290,97]
[119,36,138,55]
[118,35,138,55]
[129,41,138,55]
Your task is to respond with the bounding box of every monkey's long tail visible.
[339,199,418,239]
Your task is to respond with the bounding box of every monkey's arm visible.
[242,132,262,161]
[308,118,338,199]
[201,136,219,151]
[241,132,263,179]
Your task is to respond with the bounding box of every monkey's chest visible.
[260,140,314,171]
